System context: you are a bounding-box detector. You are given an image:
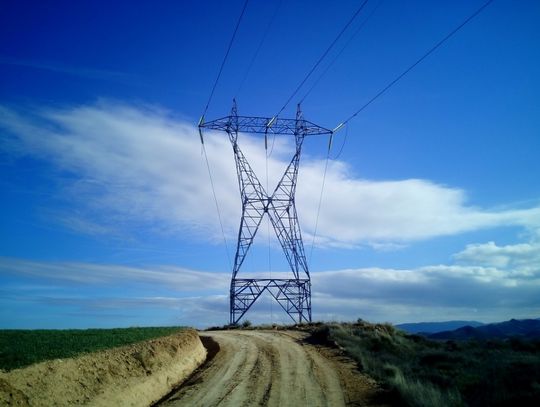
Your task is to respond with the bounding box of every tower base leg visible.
[230,278,311,325]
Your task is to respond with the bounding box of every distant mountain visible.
[395,320,484,334]
[429,319,540,340]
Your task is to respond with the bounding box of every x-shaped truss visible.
[200,101,331,324]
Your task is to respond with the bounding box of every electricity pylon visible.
[199,100,332,324]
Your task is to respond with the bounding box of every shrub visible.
[321,321,540,407]
[389,365,464,407]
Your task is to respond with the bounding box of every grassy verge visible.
[0,326,186,371]
[315,321,540,407]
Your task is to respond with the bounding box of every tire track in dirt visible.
[158,330,382,407]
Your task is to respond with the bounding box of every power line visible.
[300,0,383,104]
[309,151,330,265]
[201,0,250,120]
[333,0,494,132]
[274,0,370,118]
[202,141,233,271]
[235,0,282,99]
[198,1,250,272]
[332,121,349,160]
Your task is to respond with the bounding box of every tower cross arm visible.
[200,115,333,136]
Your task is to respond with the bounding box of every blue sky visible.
[1,0,539,328]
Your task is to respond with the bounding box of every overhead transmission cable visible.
[200,0,250,121]
[199,0,250,270]
[332,121,350,160]
[293,1,372,265]
[300,0,383,104]
[309,0,493,259]
[269,0,369,156]
[273,0,370,119]
[332,0,495,134]
[202,142,233,270]
[235,0,282,99]
[309,150,330,265]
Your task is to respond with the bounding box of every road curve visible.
[158,330,380,407]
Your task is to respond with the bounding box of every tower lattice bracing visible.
[200,101,331,324]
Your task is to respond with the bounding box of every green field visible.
[316,321,540,407]
[0,326,186,371]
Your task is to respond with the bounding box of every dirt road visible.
[158,330,384,407]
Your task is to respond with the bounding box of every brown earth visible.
[0,329,206,406]
[158,330,388,407]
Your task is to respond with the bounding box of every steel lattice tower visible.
[199,101,332,324]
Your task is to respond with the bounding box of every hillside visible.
[429,318,540,340]
[396,320,484,334]
[318,320,540,406]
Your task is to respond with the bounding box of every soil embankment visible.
[0,329,206,406]
[159,330,386,407]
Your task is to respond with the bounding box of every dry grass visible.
[313,320,540,407]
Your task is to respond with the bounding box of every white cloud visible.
[454,241,540,282]
[299,162,540,245]
[1,243,539,327]
[1,101,539,247]
[306,237,540,323]
[0,256,230,291]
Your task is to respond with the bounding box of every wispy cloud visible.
[0,56,136,83]
[51,211,123,238]
[455,240,540,272]
[0,256,230,291]
[1,238,539,327]
[1,101,539,248]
